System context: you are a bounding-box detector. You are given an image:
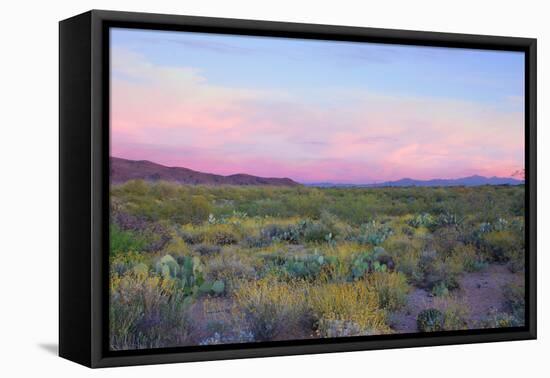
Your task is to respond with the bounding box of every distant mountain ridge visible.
[110,157,300,186]
[307,175,524,188]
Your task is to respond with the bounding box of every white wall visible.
[1,0,546,376]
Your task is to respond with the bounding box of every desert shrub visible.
[394,252,422,282]
[242,235,272,248]
[307,282,389,336]
[367,272,409,311]
[205,252,257,290]
[110,224,148,256]
[241,197,292,218]
[385,236,423,280]
[352,221,393,246]
[507,254,525,273]
[178,229,204,245]
[502,282,525,325]
[284,189,326,218]
[110,250,149,276]
[108,183,525,347]
[162,234,191,256]
[417,308,444,332]
[350,247,395,280]
[118,179,149,196]
[176,195,213,225]
[408,213,436,229]
[201,224,242,245]
[372,247,396,271]
[434,212,463,230]
[415,250,436,286]
[319,210,353,240]
[431,282,450,297]
[234,277,308,341]
[109,270,193,350]
[260,220,336,244]
[480,310,520,328]
[261,223,301,244]
[193,244,221,256]
[303,221,333,243]
[316,319,364,338]
[112,210,152,232]
[430,227,462,258]
[415,250,460,291]
[433,297,470,330]
[450,244,488,272]
[482,230,522,263]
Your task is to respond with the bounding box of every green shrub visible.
[502,282,525,325]
[408,213,436,229]
[426,297,470,331]
[110,250,149,276]
[303,221,332,243]
[431,282,449,297]
[368,272,409,311]
[205,252,257,290]
[242,235,272,248]
[261,224,301,244]
[415,250,460,291]
[181,195,213,224]
[110,224,148,256]
[308,281,390,336]
[453,244,488,272]
[193,244,221,256]
[480,311,520,328]
[417,308,444,332]
[434,212,463,230]
[109,271,193,350]
[234,277,308,341]
[431,227,462,259]
[108,183,526,347]
[482,230,522,262]
[316,319,363,338]
[201,224,242,245]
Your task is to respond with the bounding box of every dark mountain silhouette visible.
[369,175,524,187]
[110,157,300,186]
[306,175,524,188]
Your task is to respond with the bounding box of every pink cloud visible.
[111,48,525,183]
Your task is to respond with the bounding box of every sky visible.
[110,27,525,184]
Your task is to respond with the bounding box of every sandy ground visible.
[391,264,524,333]
[187,264,524,343]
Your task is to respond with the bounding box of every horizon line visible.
[111,155,523,185]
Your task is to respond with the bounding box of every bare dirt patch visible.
[390,264,524,333]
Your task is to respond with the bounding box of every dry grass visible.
[307,281,390,336]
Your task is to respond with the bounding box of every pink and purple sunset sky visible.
[110,28,525,184]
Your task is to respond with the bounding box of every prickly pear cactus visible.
[211,280,225,295]
[132,262,149,278]
[198,282,213,294]
[155,254,179,279]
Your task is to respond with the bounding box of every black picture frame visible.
[59,9,537,368]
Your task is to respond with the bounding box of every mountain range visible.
[307,175,523,188]
[112,157,523,188]
[110,157,300,186]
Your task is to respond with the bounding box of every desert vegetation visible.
[109,181,525,350]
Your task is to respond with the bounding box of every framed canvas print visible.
[59,10,537,368]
